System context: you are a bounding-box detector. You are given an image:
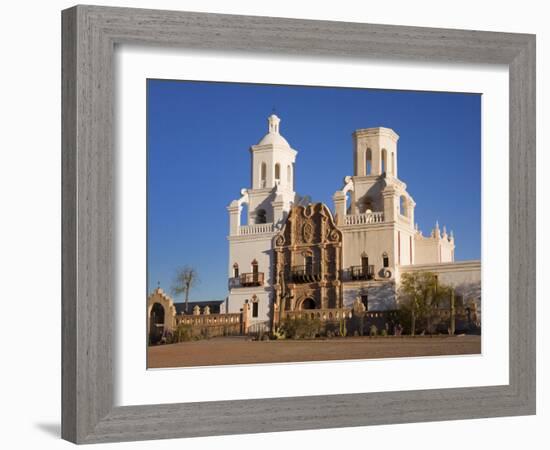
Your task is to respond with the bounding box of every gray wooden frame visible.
[62,4,536,444]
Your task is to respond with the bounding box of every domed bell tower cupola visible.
[250,114,297,192]
[353,127,399,178]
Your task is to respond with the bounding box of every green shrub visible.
[172,323,194,343]
[380,328,387,337]
[369,324,378,337]
[280,317,322,339]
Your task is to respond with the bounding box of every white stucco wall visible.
[227,234,274,322]
[228,235,273,278]
[414,234,455,264]
[341,225,396,277]
[396,227,415,266]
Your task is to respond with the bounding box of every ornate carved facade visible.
[273,203,343,326]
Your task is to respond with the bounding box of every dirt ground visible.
[147,335,481,368]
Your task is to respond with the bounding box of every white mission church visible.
[225,114,481,331]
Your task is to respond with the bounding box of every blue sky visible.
[147,79,481,302]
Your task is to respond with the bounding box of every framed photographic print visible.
[145,80,483,369]
[62,5,535,444]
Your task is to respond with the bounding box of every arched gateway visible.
[148,303,165,344]
[147,288,177,344]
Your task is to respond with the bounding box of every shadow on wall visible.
[253,194,276,224]
[354,178,386,213]
[455,281,481,309]
[343,282,396,311]
[437,281,481,312]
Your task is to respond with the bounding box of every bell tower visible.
[226,114,299,326]
[250,114,297,192]
[227,114,298,234]
[245,114,298,226]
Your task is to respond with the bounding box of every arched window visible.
[366,148,372,175]
[400,195,408,217]
[391,152,395,175]
[233,263,239,278]
[287,164,292,185]
[381,149,387,174]
[260,162,267,187]
[255,208,267,224]
[274,163,281,181]
[382,252,389,268]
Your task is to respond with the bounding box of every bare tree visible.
[171,266,200,314]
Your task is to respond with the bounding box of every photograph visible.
[146,80,482,368]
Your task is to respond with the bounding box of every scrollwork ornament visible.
[303,221,314,243]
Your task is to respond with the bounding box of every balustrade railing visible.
[238,223,274,235]
[177,313,242,326]
[344,211,384,225]
[283,308,353,322]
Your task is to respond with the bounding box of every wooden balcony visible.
[239,272,264,287]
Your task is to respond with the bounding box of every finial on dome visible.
[268,114,280,134]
